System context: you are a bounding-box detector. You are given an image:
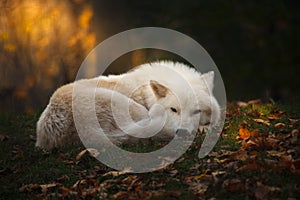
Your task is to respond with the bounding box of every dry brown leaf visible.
[121,175,138,184]
[236,160,263,172]
[223,178,245,192]
[212,171,226,182]
[268,110,285,120]
[265,137,280,149]
[189,183,208,195]
[0,134,8,141]
[280,154,293,162]
[267,150,285,157]
[152,190,182,198]
[40,183,58,193]
[254,183,270,200]
[253,118,270,126]
[254,182,281,200]
[61,186,70,197]
[292,159,300,169]
[193,169,208,180]
[291,129,299,135]
[264,159,278,166]
[236,101,248,107]
[177,157,185,163]
[168,169,178,177]
[248,99,262,105]
[76,149,88,160]
[112,191,129,199]
[72,180,81,188]
[289,118,300,124]
[19,184,41,192]
[274,122,286,128]
[102,169,131,177]
[231,149,249,161]
[242,139,256,150]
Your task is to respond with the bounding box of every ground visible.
[0,101,299,199]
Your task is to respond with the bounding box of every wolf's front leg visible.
[120,104,166,139]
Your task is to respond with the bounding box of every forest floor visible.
[0,101,299,200]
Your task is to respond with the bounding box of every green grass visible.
[0,102,299,199]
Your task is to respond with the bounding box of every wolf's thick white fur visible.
[36,61,220,150]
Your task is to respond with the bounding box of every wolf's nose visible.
[176,129,190,138]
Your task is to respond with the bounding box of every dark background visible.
[1,0,299,113]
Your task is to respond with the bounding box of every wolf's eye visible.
[193,109,202,115]
[170,107,177,113]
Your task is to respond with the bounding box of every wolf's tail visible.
[35,103,73,150]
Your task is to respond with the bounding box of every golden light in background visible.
[0,0,96,112]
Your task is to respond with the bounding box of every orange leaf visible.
[239,128,250,139]
[238,128,258,139]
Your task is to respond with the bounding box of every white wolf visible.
[36,61,220,150]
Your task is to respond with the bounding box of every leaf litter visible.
[8,101,300,199]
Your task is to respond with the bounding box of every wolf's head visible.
[149,70,220,140]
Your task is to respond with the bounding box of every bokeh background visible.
[0,0,299,113]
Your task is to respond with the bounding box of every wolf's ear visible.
[150,80,169,98]
[201,71,215,92]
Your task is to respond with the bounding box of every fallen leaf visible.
[223,179,245,192]
[212,171,226,182]
[248,99,262,105]
[76,149,88,160]
[253,118,270,126]
[289,118,300,125]
[267,150,285,157]
[40,183,58,193]
[254,183,270,200]
[190,183,208,195]
[239,128,250,139]
[236,160,263,172]
[268,110,285,120]
[102,169,131,177]
[112,191,129,199]
[61,186,70,198]
[231,149,249,161]
[193,169,208,180]
[19,184,41,192]
[291,129,299,135]
[0,134,8,141]
[274,122,286,128]
[177,157,185,163]
[236,101,248,107]
[238,128,258,139]
[168,169,178,177]
[265,137,280,149]
[292,159,300,169]
[152,190,182,198]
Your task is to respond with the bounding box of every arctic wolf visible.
[36,61,220,150]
